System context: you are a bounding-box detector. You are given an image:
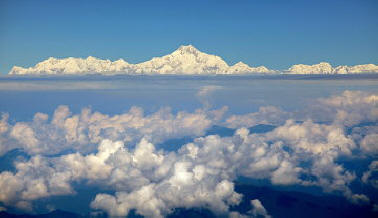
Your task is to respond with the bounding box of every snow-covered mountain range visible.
[8,45,378,75]
[286,62,378,74]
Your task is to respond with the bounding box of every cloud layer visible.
[0,90,377,216]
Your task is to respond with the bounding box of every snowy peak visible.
[287,62,334,74]
[228,62,276,74]
[134,45,231,74]
[173,44,201,55]
[333,64,378,74]
[231,62,250,68]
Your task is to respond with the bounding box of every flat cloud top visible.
[9,45,378,75]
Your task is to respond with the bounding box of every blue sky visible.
[0,0,377,74]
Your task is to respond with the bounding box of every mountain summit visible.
[174,44,201,54]
[134,44,233,74]
[8,45,378,75]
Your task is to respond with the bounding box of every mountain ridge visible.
[8,45,378,75]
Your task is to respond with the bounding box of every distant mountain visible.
[9,56,134,75]
[8,45,378,75]
[286,62,378,74]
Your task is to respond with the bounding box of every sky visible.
[0,0,378,74]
